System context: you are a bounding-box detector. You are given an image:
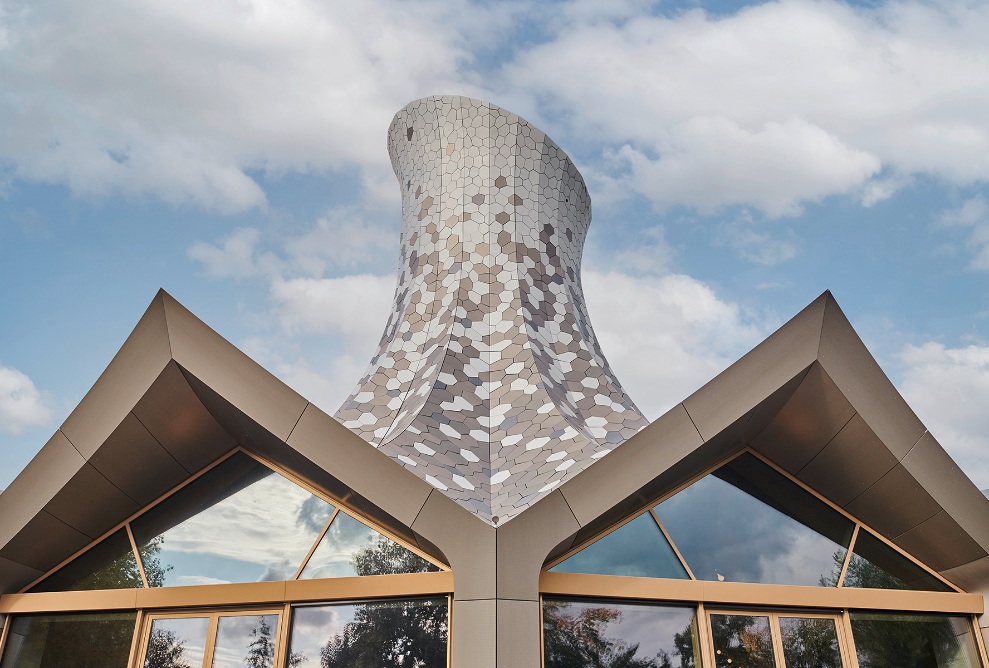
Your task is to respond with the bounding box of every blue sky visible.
[2,0,988,490]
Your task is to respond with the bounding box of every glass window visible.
[843,530,952,592]
[850,612,982,668]
[654,454,854,586]
[211,614,279,668]
[29,529,143,592]
[549,512,688,578]
[288,598,448,667]
[779,616,843,668]
[299,511,438,579]
[0,612,137,668]
[130,453,335,586]
[144,617,209,668]
[543,598,700,667]
[710,613,776,668]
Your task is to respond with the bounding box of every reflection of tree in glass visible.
[353,535,439,575]
[317,599,447,668]
[852,615,962,668]
[841,555,906,589]
[779,618,841,668]
[710,615,775,668]
[12,613,137,668]
[543,600,675,668]
[72,548,144,591]
[245,617,276,668]
[144,627,194,668]
[139,536,172,587]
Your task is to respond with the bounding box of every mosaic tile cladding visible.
[336,96,648,525]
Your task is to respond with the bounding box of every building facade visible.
[1,96,988,668]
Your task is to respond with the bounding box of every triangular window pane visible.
[29,529,143,592]
[299,511,439,579]
[654,453,855,587]
[843,529,952,591]
[548,512,688,579]
[130,452,335,587]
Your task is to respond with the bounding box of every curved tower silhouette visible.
[336,96,647,525]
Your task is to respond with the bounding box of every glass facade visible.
[543,598,700,667]
[850,612,982,668]
[289,598,449,668]
[843,530,953,592]
[0,612,137,668]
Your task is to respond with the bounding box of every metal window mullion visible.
[202,614,221,668]
[837,524,860,588]
[126,523,150,589]
[125,609,145,668]
[697,602,715,668]
[275,603,292,668]
[292,508,339,580]
[768,612,787,668]
[649,508,695,580]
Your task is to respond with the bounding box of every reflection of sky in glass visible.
[146,617,209,668]
[300,512,400,579]
[543,598,697,661]
[550,512,688,578]
[141,468,334,586]
[212,614,278,668]
[655,473,847,586]
[289,599,447,667]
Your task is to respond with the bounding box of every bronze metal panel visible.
[752,364,856,474]
[538,572,983,614]
[496,491,578,600]
[895,510,988,573]
[559,404,702,527]
[0,558,42,595]
[844,464,942,539]
[451,598,496,668]
[161,292,308,442]
[43,461,140,539]
[87,412,190,507]
[135,581,287,609]
[902,432,989,549]
[0,431,85,548]
[941,555,989,594]
[818,296,926,459]
[60,292,172,458]
[132,361,235,474]
[412,491,495,601]
[496,599,540,668]
[798,413,897,507]
[683,292,826,441]
[0,511,90,573]
[283,571,453,602]
[287,404,434,530]
[0,589,138,613]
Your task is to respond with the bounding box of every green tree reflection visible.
[144,627,194,668]
[543,600,699,668]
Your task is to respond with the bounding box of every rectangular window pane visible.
[289,598,448,667]
[211,614,279,668]
[850,612,982,668]
[144,617,209,668]
[710,613,776,668]
[0,612,137,668]
[543,598,699,667]
[780,616,843,668]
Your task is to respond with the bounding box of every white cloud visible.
[939,195,989,270]
[898,341,989,489]
[716,216,799,265]
[0,0,494,211]
[505,0,989,217]
[0,365,53,434]
[584,270,767,419]
[188,227,263,279]
[269,273,394,345]
[283,210,396,276]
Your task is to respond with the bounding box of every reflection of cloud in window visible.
[153,473,333,584]
[656,474,843,586]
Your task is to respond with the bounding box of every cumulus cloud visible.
[188,227,264,279]
[939,195,989,270]
[0,0,498,211]
[584,270,767,418]
[897,341,989,488]
[505,0,989,216]
[0,365,53,434]
[269,273,394,343]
